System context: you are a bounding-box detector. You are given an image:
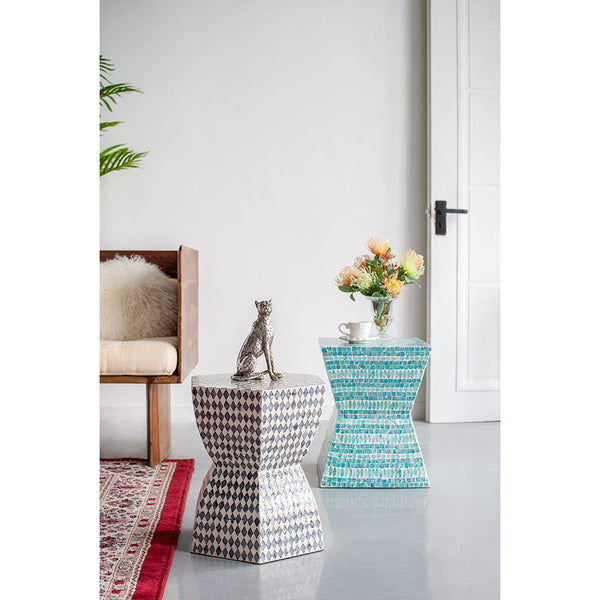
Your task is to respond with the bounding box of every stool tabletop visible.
[319,336,430,349]
[191,372,325,391]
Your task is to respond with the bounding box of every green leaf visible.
[99,121,122,132]
[100,83,141,98]
[100,83,142,112]
[99,56,147,177]
[100,57,114,86]
[100,55,115,75]
[350,293,356,301]
[338,285,356,293]
[100,144,148,176]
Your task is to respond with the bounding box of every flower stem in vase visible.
[370,297,394,337]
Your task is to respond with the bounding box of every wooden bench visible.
[100,246,198,466]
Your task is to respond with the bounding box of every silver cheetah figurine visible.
[231,299,283,381]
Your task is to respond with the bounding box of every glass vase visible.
[367,296,395,336]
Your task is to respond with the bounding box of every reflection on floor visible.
[101,417,499,600]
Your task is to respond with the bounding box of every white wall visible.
[100,0,428,422]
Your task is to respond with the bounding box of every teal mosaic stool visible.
[317,337,431,488]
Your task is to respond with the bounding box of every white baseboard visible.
[412,401,425,421]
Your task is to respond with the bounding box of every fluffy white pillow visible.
[100,255,178,340]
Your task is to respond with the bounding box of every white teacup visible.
[338,321,372,340]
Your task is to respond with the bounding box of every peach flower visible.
[383,274,404,297]
[366,237,390,256]
[353,254,370,270]
[335,266,356,286]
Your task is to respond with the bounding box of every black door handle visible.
[435,200,468,235]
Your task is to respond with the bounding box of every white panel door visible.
[427,0,500,422]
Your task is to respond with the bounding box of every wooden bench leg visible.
[146,383,171,466]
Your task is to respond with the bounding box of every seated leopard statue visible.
[231,299,283,382]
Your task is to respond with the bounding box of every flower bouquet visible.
[335,237,425,335]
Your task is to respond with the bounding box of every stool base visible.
[191,464,324,564]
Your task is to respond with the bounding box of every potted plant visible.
[99,55,148,176]
[335,237,425,335]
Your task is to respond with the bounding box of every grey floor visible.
[101,417,500,600]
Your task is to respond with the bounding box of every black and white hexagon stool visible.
[190,374,326,563]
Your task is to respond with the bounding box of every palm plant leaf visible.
[100,144,148,177]
[100,83,141,111]
[99,55,114,84]
[100,120,122,132]
[99,55,147,177]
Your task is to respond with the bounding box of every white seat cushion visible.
[100,337,178,376]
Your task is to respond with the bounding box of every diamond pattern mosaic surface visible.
[317,337,431,488]
[190,374,326,563]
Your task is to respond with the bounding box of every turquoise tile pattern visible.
[317,337,431,488]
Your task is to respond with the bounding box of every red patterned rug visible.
[100,459,194,600]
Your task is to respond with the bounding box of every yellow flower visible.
[383,274,404,297]
[367,237,390,256]
[335,266,356,286]
[401,249,425,279]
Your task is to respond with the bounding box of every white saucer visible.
[339,335,379,344]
